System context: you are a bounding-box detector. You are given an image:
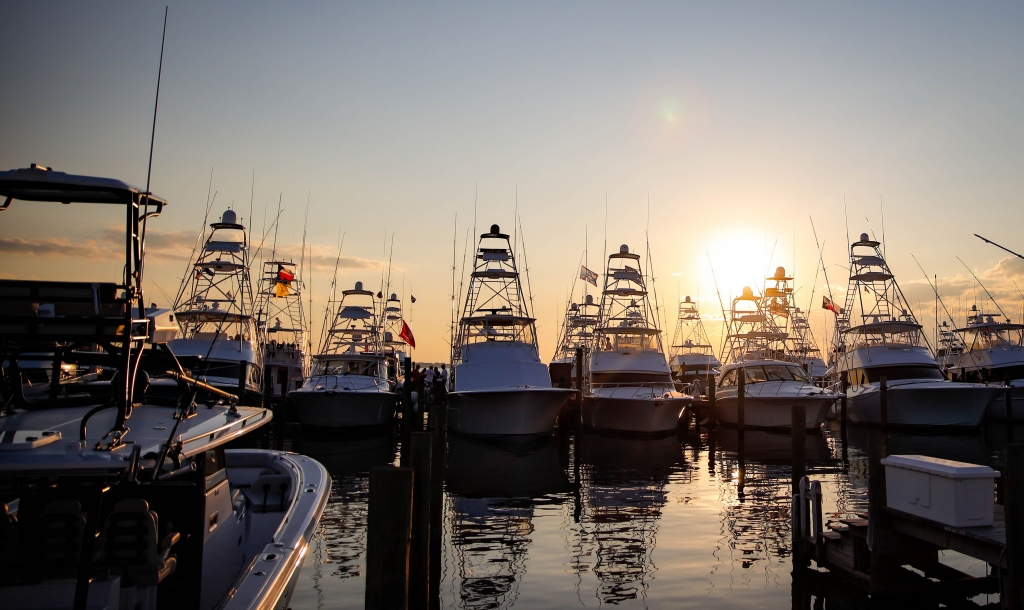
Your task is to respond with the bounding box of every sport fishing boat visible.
[584,244,690,433]
[381,292,409,382]
[0,165,329,610]
[829,233,1001,426]
[254,260,307,407]
[550,293,600,388]
[668,295,719,392]
[449,224,573,435]
[289,281,397,429]
[945,305,1024,420]
[760,266,828,379]
[166,209,263,405]
[715,283,836,430]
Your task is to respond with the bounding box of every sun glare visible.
[701,228,775,303]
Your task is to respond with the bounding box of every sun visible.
[700,228,776,304]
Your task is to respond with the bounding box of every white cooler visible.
[880,454,997,527]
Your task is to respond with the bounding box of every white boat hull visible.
[446,388,572,435]
[582,393,689,434]
[291,390,397,429]
[846,382,1000,426]
[714,394,832,430]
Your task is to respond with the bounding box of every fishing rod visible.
[956,256,1008,320]
[706,253,728,359]
[975,234,1024,261]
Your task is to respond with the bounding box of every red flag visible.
[822,296,842,316]
[399,320,416,348]
[277,265,295,283]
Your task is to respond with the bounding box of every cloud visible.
[268,243,382,272]
[0,236,116,259]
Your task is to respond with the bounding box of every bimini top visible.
[0,164,167,208]
[956,320,1024,333]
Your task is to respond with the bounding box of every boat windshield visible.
[969,329,1021,349]
[846,365,945,384]
[312,358,383,378]
[719,364,809,386]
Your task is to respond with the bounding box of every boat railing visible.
[590,381,693,398]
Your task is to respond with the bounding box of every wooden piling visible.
[408,433,432,610]
[1006,384,1014,443]
[1005,443,1024,609]
[791,403,806,494]
[366,466,414,610]
[428,421,446,609]
[737,372,745,432]
[575,346,584,404]
[879,376,888,427]
[707,376,717,427]
[840,382,849,463]
[867,431,890,592]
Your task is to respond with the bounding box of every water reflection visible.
[445,434,570,610]
[574,431,684,604]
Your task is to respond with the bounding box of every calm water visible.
[240,418,1018,609]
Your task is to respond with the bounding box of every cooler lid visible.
[881,455,997,479]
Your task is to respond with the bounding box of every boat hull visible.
[582,393,689,434]
[291,390,397,429]
[715,394,832,430]
[446,388,572,436]
[846,382,1000,427]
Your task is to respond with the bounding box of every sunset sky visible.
[3,2,1024,362]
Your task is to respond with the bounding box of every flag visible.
[410,295,416,303]
[399,320,416,348]
[277,265,295,283]
[580,266,598,287]
[274,282,290,297]
[823,296,843,316]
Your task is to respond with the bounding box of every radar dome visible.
[355,281,363,291]
[619,244,629,254]
[775,266,786,279]
[222,209,237,224]
[490,224,500,234]
[860,232,870,242]
[585,294,594,304]
[390,293,397,300]
[742,286,754,298]
[384,331,393,342]
[684,296,692,303]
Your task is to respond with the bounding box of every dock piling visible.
[1007,383,1014,443]
[1005,444,1024,609]
[737,372,745,433]
[867,431,891,592]
[408,433,432,610]
[366,466,414,610]
[707,376,717,427]
[879,376,888,427]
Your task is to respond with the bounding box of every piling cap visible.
[222,209,237,224]
[355,281,363,291]
[490,224,500,234]
[860,232,870,242]
[619,244,629,254]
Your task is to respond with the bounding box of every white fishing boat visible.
[715,283,836,430]
[944,306,1024,420]
[448,224,573,435]
[668,296,720,392]
[254,260,307,408]
[830,233,1001,426]
[584,245,690,434]
[760,267,828,379]
[166,209,264,405]
[290,281,397,429]
[551,294,600,388]
[0,165,329,610]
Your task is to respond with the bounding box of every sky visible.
[3,2,1024,362]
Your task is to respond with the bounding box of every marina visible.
[4,3,1024,608]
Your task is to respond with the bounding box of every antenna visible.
[956,256,1008,320]
[706,253,728,359]
[137,5,169,296]
[602,192,608,279]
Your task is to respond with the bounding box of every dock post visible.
[1005,444,1024,609]
[707,376,717,427]
[879,376,888,427]
[401,357,413,466]
[428,413,446,608]
[1007,383,1014,443]
[366,466,414,610]
[408,433,432,610]
[840,381,849,463]
[737,372,745,433]
[575,347,584,404]
[792,403,806,494]
[867,431,890,593]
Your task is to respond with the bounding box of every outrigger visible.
[0,165,329,610]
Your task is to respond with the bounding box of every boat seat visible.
[38,498,87,578]
[242,471,291,513]
[100,498,179,586]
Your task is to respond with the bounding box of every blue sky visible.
[3,2,1024,360]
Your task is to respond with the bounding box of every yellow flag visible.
[275,282,290,297]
